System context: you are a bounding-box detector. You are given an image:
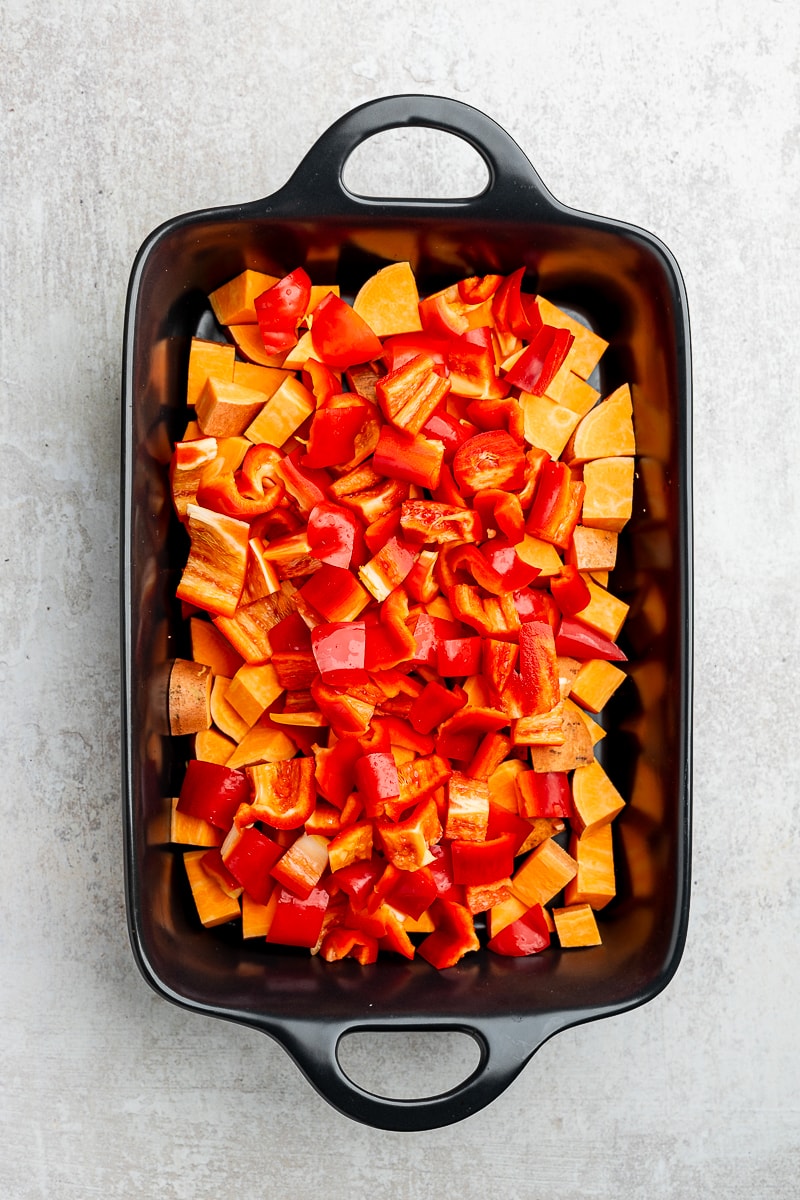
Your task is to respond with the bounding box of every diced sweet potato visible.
[572,760,625,835]
[511,836,577,908]
[186,338,235,407]
[515,534,564,577]
[529,701,594,772]
[227,324,289,367]
[232,361,293,397]
[224,715,296,770]
[572,577,630,641]
[547,368,600,416]
[209,269,280,325]
[184,850,241,927]
[209,676,250,743]
[582,456,635,532]
[564,383,635,464]
[167,658,212,736]
[170,797,223,847]
[534,298,608,380]
[566,525,619,573]
[570,658,626,713]
[194,728,236,765]
[353,261,423,336]
[226,661,284,727]
[553,902,602,946]
[564,823,616,910]
[242,889,278,939]
[521,393,582,459]
[190,616,245,677]
[243,376,315,447]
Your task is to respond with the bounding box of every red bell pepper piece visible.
[482,639,519,694]
[359,536,418,602]
[430,463,469,508]
[381,331,450,373]
[275,448,330,514]
[426,842,464,903]
[320,927,379,964]
[298,563,370,623]
[513,586,560,630]
[198,848,242,898]
[437,636,483,677]
[555,617,628,662]
[517,619,561,716]
[269,610,312,654]
[418,899,479,968]
[238,443,286,503]
[372,424,445,490]
[550,563,592,615]
[438,542,506,596]
[404,548,439,605]
[481,540,541,592]
[418,287,470,339]
[450,831,517,886]
[526,460,585,550]
[452,430,527,496]
[492,268,542,339]
[254,267,311,355]
[400,499,482,544]
[302,401,370,469]
[306,502,359,568]
[504,324,574,396]
[487,904,551,957]
[177,760,251,830]
[355,751,401,818]
[376,352,451,436]
[386,865,439,921]
[408,679,467,735]
[363,505,402,555]
[467,731,513,781]
[333,856,384,903]
[310,292,383,369]
[236,758,317,831]
[311,678,374,736]
[447,327,508,400]
[516,771,572,819]
[436,706,507,763]
[313,737,362,809]
[421,410,477,462]
[466,396,525,444]
[195,466,283,520]
[311,620,367,686]
[472,488,526,543]
[486,801,535,856]
[221,824,283,905]
[458,274,503,304]
[266,885,330,948]
[302,358,340,407]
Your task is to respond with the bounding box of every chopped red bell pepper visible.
[266,885,330,948]
[517,619,561,716]
[452,430,527,496]
[458,273,503,303]
[504,324,574,396]
[555,617,628,662]
[320,927,379,964]
[550,563,592,615]
[436,636,483,677]
[487,904,551,957]
[311,292,383,368]
[302,400,370,469]
[526,460,585,550]
[447,327,508,400]
[254,267,312,355]
[177,760,251,830]
[417,899,479,968]
[221,824,283,904]
[302,358,340,407]
[381,331,450,373]
[311,620,367,686]
[306,502,359,568]
[404,548,439,604]
[516,770,572,819]
[466,396,525,444]
[451,831,517,885]
[472,488,526,543]
[376,352,451,435]
[418,286,470,339]
[372,423,445,490]
[421,410,477,462]
[492,268,542,339]
[359,536,418,602]
[481,540,541,591]
[408,679,467,735]
[298,563,370,623]
[384,864,439,921]
[275,448,330,514]
[355,751,401,818]
[400,499,481,544]
[236,758,316,831]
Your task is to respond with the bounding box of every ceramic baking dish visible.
[121,94,692,1131]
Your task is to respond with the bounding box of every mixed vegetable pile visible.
[165,260,636,967]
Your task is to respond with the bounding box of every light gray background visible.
[2,1,798,1195]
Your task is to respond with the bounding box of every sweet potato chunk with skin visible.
[566,525,618,573]
[571,760,625,836]
[564,383,635,465]
[529,701,594,772]
[353,261,423,336]
[582,456,635,532]
[553,903,602,946]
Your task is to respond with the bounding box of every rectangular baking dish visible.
[121,95,692,1131]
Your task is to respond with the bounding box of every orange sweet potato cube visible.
[232,361,293,397]
[521,393,582,459]
[572,577,630,641]
[572,760,625,836]
[226,662,284,727]
[535,297,608,380]
[186,338,235,407]
[570,658,626,713]
[242,888,278,939]
[553,903,602,946]
[567,525,619,573]
[564,383,635,464]
[511,836,577,908]
[194,728,236,766]
[227,324,290,367]
[170,798,223,847]
[564,823,616,910]
[195,377,267,438]
[209,269,280,325]
[183,851,241,927]
[582,456,635,532]
[244,375,315,447]
[353,261,423,336]
[190,616,245,677]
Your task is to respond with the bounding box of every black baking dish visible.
[121,95,692,1131]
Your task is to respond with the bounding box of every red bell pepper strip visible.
[359,536,418,602]
[472,488,525,543]
[238,444,285,503]
[404,548,439,605]
[195,465,283,520]
[481,540,541,592]
[302,401,370,469]
[275,448,330,514]
[408,679,467,735]
[516,770,572,819]
[320,927,379,964]
[311,620,367,686]
[270,832,329,899]
[452,430,527,496]
[376,352,451,436]
[486,801,536,856]
[221,824,283,905]
[438,542,506,596]
[298,563,370,623]
[458,274,503,303]
[418,287,470,339]
[421,410,477,463]
[364,586,417,671]
[363,505,402,556]
[372,424,445,490]
[426,842,465,903]
[311,679,375,736]
[355,751,401,818]
[371,715,434,758]
[436,707,508,762]
[482,639,519,695]
[550,563,592,615]
[254,267,312,355]
[447,327,508,400]
[313,737,362,809]
[198,848,242,898]
[517,619,561,716]
[526,460,585,550]
[504,325,574,396]
[400,499,482,544]
[306,502,359,568]
[382,331,450,374]
[451,831,517,886]
[388,757,451,821]
[266,885,330,948]
[332,856,384,903]
[517,447,551,512]
[302,358,340,407]
[385,864,439,921]
[430,463,469,509]
[467,730,513,781]
[269,610,313,654]
[487,904,551,957]
[492,268,542,339]
[236,758,316,831]
[310,292,383,368]
[376,795,443,869]
[555,617,628,662]
[513,587,560,630]
[177,760,251,831]
[466,396,525,444]
[417,899,479,968]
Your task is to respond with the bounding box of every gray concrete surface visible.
[2,0,799,1195]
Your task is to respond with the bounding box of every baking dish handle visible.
[273,1014,558,1132]
[268,93,561,217]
